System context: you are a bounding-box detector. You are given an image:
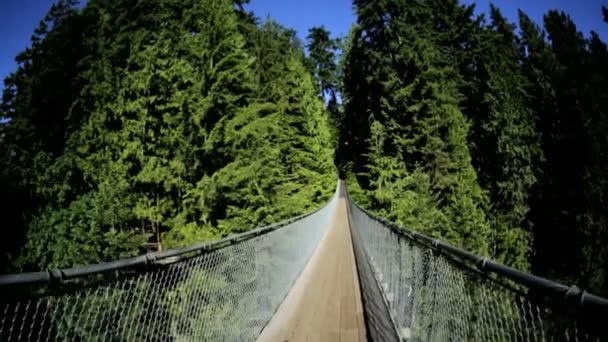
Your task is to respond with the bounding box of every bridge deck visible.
[257,197,367,341]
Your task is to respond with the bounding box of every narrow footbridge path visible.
[0,181,607,341]
[258,196,366,341]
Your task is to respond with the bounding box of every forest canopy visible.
[2,0,608,299]
[0,0,335,272]
[337,0,608,297]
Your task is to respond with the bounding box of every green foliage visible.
[17,181,146,270]
[339,0,608,295]
[517,9,608,294]
[165,265,257,340]
[452,5,541,270]
[1,0,334,272]
[4,0,608,302]
[50,282,157,341]
[0,0,89,271]
[306,26,340,99]
[342,0,490,256]
[306,26,343,152]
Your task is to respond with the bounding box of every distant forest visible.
[1,0,608,298]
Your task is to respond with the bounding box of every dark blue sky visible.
[1,0,607,83]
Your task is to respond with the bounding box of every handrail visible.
[344,183,608,315]
[0,199,332,287]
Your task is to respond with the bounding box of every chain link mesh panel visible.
[347,198,607,342]
[0,190,338,341]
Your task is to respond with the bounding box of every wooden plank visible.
[257,198,367,341]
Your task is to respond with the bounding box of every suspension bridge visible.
[0,181,607,341]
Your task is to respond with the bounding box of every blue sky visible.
[1,0,607,83]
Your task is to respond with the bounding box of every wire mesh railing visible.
[0,185,339,341]
[346,187,608,342]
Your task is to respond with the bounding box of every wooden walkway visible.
[257,198,367,342]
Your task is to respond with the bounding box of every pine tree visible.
[343,0,491,255]
[306,26,339,99]
[201,21,334,234]
[542,10,608,293]
[518,9,608,294]
[336,24,373,180]
[0,0,91,271]
[408,1,541,269]
[458,6,540,269]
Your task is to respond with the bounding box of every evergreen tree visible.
[413,1,540,269]
[520,9,608,294]
[336,23,373,179]
[460,6,540,269]
[201,21,334,233]
[306,26,343,159]
[2,0,335,271]
[306,26,340,99]
[343,0,491,255]
[0,0,91,270]
[4,0,608,299]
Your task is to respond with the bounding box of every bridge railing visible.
[345,185,608,342]
[0,185,339,341]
